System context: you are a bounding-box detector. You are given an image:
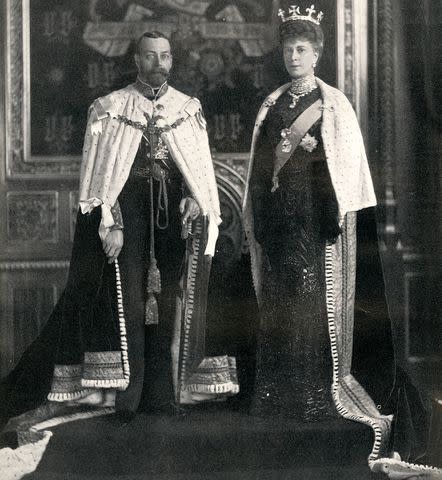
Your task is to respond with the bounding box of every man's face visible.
[135,37,172,87]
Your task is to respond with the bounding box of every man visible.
[1,32,238,425]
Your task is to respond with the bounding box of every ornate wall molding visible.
[213,155,247,268]
[5,0,82,178]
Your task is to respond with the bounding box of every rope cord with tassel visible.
[145,132,161,325]
[156,173,169,230]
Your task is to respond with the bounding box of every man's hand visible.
[179,197,200,224]
[102,229,124,264]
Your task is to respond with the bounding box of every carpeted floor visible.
[19,408,379,480]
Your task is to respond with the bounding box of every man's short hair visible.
[135,31,170,55]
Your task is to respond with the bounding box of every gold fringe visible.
[178,227,201,390]
[185,383,240,394]
[47,389,96,402]
[81,379,129,389]
[114,260,130,383]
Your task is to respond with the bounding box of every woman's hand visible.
[179,197,200,224]
[102,229,124,264]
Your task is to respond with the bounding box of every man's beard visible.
[144,69,169,87]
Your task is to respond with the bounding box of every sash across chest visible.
[272,98,323,192]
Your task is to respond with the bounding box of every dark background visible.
[30,0,336,156]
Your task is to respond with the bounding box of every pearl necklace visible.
[288,74,317,109]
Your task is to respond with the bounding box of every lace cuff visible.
[110,201,124,230]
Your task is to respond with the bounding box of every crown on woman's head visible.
[278,5,324,25]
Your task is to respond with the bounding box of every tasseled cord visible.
[145,170,161,325]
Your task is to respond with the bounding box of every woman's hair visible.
[279,20,324,59]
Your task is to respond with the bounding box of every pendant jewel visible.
[280,128,293,152]
[288,74,317,109]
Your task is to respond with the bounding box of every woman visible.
[243,6,437,477]
[247,13,343,422]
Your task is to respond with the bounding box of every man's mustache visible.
[150,69,168,75]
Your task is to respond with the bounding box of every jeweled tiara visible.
[278,4,324,25]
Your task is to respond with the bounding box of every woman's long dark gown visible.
[249,87,342,421]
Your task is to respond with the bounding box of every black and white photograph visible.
[0,1,441,479]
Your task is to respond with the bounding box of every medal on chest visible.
[144,111,169,161]
[280,128,293,153]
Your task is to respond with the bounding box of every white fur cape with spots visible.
[79,83,221,256]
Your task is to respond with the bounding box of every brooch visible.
[299,133,318,152]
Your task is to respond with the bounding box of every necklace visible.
[288,74,317,109]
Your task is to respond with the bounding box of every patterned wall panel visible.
[7,191,59,243]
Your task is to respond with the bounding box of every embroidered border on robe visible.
[47,260,129,402]
[174,218,239,403]
[184,356,239,395]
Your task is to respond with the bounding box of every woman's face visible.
[282,37,319,79]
